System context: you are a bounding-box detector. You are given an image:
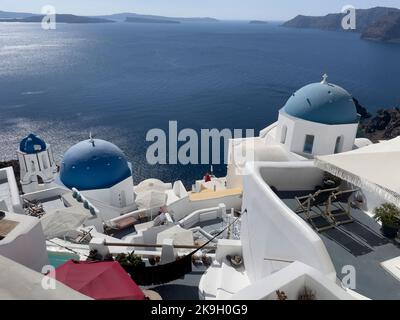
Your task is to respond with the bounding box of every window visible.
[36,175,44,185]
[280,125,287,144]
[42,154,48,170]
[303,135,315,154]
[334,136,343,154]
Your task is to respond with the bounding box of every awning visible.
[55,260,145,300]
[315,137,400,207]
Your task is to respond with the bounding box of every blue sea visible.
[1,22,400,185]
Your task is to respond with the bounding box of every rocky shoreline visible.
[359,107,400,142]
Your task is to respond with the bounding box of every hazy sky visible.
[1,0,399,20]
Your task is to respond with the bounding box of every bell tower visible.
[17,134,57,194]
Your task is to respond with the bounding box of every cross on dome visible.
[321,73,329,84]
[89,132,95,147]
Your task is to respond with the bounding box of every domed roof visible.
[20,134,46,154]
[60,138,132,191]
[281,75,359,125]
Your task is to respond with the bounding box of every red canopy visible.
[55,260,145,300]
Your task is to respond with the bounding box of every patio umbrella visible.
[55,260,145,300]
[135,190,167,210]
[135,190,167,220]
[134,178,169,193]
[40,206,92,239]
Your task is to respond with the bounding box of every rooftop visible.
[281,76,359,125]
[277,190,400,300]
[19,133,47,154]
[60,138,131,191]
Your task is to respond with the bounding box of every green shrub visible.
[374,203,400,226]
[115,252,143,267]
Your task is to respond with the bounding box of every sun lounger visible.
[295,187,338,232]
[295,187,338,213]
[326,189,358,226]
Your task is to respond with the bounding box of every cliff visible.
[361,11,400,42]
[283,7,400,42]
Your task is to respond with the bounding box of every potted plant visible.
[115,252,145,268]
[374,203,400,238]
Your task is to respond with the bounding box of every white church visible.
[226,74,370,189]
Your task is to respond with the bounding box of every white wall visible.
[277,111,358,157]
[259,161,324,191]
[226,136,305,189]
[82,177,135,211]
[0,214,48,272]
[231,262,355,300]
[0,255,91,300]
[23,187,70,202]
[240,162,336,283]
[0,167,23,213]
[179,204,226,229]
[168,194,241,222]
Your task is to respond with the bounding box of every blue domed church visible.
[276,74,360,157]
[226,74,364,189]
[59,137,134,209]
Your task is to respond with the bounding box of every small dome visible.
[60,139,131,191]
[281,79,359,125]
[20,134,46,154]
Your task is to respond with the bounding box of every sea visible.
[1,21,400,185]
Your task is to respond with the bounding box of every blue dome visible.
[281,82,359,125]
[20,134,46,154]
[60,139,132,191]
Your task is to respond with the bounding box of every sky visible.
[1,0,399,20]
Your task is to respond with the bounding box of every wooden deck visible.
[0,219,19,238]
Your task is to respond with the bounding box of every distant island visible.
[0,14,114,24]
[0,10,219,25]
[96,13,219,23]
[283,6,400,43]
[249,20,268,24]
[125,17,180,24]
[0,10,37,19]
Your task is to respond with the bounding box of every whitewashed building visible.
[18,134,57,194]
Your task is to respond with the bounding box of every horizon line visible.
[1,5,399,21]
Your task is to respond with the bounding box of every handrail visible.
[103,242,216,250]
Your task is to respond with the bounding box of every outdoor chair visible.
[295,187,338,232]
[326,189,358,226]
